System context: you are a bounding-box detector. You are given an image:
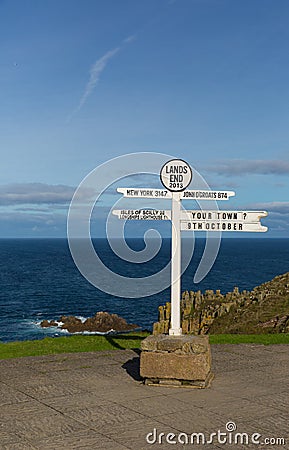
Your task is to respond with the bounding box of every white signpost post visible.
[159,159,193,335]
[115,159,268,337]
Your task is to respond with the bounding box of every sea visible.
[0,238,288,343]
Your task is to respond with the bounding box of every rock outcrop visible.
[41,311,139,334]
[153,272,289,335]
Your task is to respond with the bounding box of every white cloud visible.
[68,35,136,121]
[0,183,95,205]
[0,210,67,236]
[75,46,120,114]
[205,159,289,176]
[247,202,289,214]
[123,34,136,44]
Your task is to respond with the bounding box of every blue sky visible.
[1,0,289,237]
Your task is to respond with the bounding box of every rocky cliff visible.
[153,272,289,335]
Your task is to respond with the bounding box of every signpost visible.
[115,159,268,336]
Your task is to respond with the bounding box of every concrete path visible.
[0,344,288,449]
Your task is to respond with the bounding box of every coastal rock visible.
[153,272,289,335]
[82,311,137,333]
[60,316,83,333]
[257,314,289,331]
[40,320,58,328]
[40,312,139,334]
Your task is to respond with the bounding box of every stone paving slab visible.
[35,431,129,450]
[0,345,288,449]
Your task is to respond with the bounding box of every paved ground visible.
[0,344,288,450]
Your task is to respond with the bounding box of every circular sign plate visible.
[160,159,192,192]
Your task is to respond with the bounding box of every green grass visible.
[0,332,288,360]
[0,332,149,360]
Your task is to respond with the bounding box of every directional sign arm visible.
[181,221,268,232]
[113,208,268,231]
[180,210,268,222]
[181,190,235,200]
[116,188,171,198]
[112,209,171,220]
[117,187,235,200]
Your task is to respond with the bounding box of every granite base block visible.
[140,334,213,388]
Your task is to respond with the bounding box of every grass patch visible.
[0,332,149,360]
[0,332,288,360]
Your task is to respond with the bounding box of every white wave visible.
[75,316,88,323]
[30,319,141,336]
[58,328,69,334]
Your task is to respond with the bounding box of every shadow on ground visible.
[101,335,143,381]
[103,334,144,350]
[122,349,142,382]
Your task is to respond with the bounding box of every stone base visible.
[140,334,213,388]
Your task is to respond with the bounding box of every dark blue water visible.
[0,238,288,342]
